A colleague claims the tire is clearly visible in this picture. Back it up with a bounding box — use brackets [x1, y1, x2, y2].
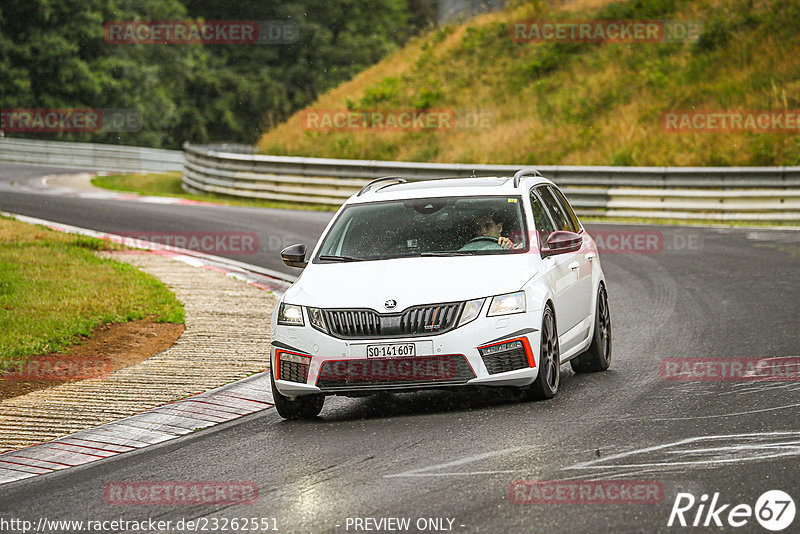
[271, 370, 324, 420]
[524, 306, 560, 400]
[570, 285, 612, 374]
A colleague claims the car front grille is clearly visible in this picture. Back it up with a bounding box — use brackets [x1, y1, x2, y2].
[316, 354, 475, 390]
[279, 360, 309, 383]
[482, 347, 529, 375]
[321, 302, 464, 339]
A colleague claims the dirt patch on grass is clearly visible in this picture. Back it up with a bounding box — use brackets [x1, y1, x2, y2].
[0, 318, 184, 400]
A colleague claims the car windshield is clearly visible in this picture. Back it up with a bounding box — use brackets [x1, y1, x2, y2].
[315, 195, 529, 262]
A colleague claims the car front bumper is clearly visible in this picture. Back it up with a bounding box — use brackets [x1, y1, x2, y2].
[271, 309, 543, 398]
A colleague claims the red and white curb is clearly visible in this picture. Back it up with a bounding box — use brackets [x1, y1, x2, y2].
[0, 373, 273, 484]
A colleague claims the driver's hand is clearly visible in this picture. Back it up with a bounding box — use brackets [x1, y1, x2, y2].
[498, 236, 513, 249]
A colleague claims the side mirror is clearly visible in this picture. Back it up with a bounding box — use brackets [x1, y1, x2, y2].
[541, 231, 582, 258]
[281, 243, 308, 268]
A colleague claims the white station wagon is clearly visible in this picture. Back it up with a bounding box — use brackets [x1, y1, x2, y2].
[270, 170, 611, 419]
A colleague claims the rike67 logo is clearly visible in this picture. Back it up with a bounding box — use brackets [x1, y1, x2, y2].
[668, 490, 796, 531]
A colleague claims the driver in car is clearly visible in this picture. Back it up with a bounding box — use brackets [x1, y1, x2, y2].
[461, 211, 515, 250]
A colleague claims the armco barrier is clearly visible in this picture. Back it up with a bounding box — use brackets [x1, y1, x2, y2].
[0, 137, 183, 173]
[1, 137, 797, 221]
[182, 143, 800, 221]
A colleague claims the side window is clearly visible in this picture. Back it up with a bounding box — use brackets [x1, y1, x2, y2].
[529, 190, 556, 244]
[537, 186, 573, 232]
[549, 186, 581, 232]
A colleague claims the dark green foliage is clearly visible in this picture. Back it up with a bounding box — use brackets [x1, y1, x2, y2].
[0, 0, 416, 147]
[595, 0, 684, 19]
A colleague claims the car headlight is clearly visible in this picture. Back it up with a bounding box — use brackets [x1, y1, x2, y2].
[307, 307, 327, 333]
[487, 291, 526, 316]
[277, 303, 304, 326]
[458, 298, 486, 327]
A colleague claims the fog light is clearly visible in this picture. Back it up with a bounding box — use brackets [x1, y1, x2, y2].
[479, 340, 524, 357]
[279, 352, 311, 365]
[276, 350, 311, 383]
[478, 338, 533, 374]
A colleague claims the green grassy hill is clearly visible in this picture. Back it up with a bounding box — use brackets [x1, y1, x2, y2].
[257, 0, 800, 166]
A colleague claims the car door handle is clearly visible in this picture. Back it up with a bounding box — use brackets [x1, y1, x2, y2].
[586, 253, 596, 261]
[569, 261, 580, 270]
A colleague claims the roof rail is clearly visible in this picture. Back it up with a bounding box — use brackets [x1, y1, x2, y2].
[512, 168, 543, 188]
[357, 176, 408, 196]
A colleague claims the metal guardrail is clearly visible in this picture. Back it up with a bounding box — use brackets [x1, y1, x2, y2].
[1, 138, 797, 221]
[0, 137, 183, 173]
[183, 143, 800, 221]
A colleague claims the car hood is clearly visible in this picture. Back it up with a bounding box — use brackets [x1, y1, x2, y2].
[284, 254, 540, 310]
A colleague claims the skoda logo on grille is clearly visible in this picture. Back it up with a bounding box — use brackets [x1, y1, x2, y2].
[384, 299, 397, 310]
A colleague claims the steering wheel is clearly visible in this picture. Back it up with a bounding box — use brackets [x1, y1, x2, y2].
[469, 236, 501, 244]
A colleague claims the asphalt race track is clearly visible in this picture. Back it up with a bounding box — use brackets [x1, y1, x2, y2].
[1, 163, 799, 533]
[0, 164, 332, 275]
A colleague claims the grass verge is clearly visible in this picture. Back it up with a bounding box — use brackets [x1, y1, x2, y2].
[92, 172, 337, 211]
[257, 0, 800, 166]
[0, 216, 185, 367]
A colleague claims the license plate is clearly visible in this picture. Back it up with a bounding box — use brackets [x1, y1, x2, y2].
[366, 343, 416, 358]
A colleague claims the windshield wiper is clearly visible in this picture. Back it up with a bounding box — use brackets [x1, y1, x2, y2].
[318, 254, 364, 262]
[418, 251, 475, 257]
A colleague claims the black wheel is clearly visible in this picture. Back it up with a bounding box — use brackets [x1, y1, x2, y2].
[271, 370, 324, 420]
[570, 285, 612, 373]
[524, 306, 560, 400]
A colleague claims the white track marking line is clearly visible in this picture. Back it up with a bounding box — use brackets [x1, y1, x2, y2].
[557, 468, 661, 481]
[385, 447, 525, 478]
[388, 470, 520, 478]
[651, 401, 800, 421]
[568, 449, 800, 470]
[566, 431, 800, 471]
